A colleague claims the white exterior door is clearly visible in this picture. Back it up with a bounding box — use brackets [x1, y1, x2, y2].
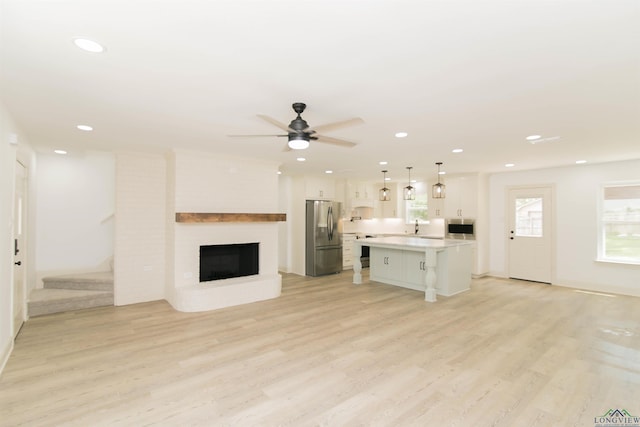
[13, 161, 27, 337]
[508, 186, 553, 283]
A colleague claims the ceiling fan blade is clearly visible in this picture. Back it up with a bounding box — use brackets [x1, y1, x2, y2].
[309, 117, 364, 134]
[315, 134, 357, 148]
[227, 134, 288, 138]
[257, 114, 295, 132]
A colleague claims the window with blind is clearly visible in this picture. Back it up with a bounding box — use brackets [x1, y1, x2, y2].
[599, 183, 640, 264]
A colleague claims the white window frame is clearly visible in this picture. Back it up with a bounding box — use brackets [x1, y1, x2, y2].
[404, 182, 429, 224]
[597, 181, 640, 265]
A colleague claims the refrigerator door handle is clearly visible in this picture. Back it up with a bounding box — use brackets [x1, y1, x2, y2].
[327, 206, 334, 241]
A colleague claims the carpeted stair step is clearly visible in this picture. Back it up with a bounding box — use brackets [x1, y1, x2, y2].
[28, 288, 114, 317]
[42, 271, 114, 292]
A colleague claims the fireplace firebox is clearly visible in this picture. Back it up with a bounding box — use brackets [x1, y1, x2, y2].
[199, 243, 259, 282]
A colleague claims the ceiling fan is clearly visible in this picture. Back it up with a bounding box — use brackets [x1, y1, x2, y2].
[229, 103, 363, 150]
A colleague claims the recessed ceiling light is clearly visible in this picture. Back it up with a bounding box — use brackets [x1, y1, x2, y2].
[452, 148, 463, 153]
[385, 177, 391, 181]
[505, 163, 515, 168]
[325, 170, 333, 174]
[439, 171, 446, 175]
[76, 124, 93, 131]
[277, 171, 282, 175]
[73, 38, 105, 53]
[576, 160, 587, 164]
[395, 132, 408, 138]
[296, 157, 306, 162]
[379, 161, 388, 165]
[54, 149, 67, 155]
[528, 135, 561, 145]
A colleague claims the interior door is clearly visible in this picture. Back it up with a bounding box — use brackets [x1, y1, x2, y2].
[13, 161, 27, 337]
[508, 186, 553, 283]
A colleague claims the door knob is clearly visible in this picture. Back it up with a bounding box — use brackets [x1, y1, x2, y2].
[14, 261, 21, 266]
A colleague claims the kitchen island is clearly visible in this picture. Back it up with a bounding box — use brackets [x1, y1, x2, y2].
[353, 236, 474, 302]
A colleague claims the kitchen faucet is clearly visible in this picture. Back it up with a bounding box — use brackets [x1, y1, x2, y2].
[415, 219, 419, 235]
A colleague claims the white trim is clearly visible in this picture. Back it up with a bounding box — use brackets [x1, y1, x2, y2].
[597, 180, 640, 264]
[0, 339, 14, 375]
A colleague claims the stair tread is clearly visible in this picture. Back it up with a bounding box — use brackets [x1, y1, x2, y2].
[42, 271, 113, 284]
[29, 288, 113, 303]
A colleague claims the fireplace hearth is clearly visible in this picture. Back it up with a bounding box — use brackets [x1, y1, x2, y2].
[199, 243, 259, 282]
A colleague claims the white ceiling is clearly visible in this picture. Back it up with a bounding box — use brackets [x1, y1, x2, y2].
[1, 0, 639, 182]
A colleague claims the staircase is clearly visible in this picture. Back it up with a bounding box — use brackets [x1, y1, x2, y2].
[28, 271, 114, 317]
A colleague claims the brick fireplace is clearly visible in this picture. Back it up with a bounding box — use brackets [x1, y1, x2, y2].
[114, 149, 283, 311]
[166, 151, 283, 312]
[169, 219, 282, 312]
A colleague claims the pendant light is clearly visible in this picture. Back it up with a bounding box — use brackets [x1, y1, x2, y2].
[403, 166, 415, 200]
[379, 170, 391, 201]
[432, 162, 446, 198]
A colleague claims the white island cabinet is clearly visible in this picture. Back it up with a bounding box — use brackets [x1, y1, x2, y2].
[353, 236, 473, 302]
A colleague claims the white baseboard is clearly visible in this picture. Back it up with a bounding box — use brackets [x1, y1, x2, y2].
[0, 337, 14, 376]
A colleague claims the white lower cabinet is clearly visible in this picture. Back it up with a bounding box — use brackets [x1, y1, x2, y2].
[343, 234, 356, 269]
[370, 247, 403, 281]
[370, 247, 423, 291]
[403, 251, 428, 290]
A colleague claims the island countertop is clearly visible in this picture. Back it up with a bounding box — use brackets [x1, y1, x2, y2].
[357, 236, 474, 250]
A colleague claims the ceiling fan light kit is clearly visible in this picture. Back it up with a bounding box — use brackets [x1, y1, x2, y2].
[287, 135, 309, 150]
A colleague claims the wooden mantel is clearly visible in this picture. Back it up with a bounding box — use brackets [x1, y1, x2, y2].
[175, 212, 286, 223]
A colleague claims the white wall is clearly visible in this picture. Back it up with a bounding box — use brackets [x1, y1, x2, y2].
[489, 159, 640, 297]
[35, 151, 115, 282]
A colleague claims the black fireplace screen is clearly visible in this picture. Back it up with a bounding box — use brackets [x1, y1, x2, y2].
[199, 243, 259, 282]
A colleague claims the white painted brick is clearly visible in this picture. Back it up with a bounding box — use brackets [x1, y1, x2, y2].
[114, 150, 282, 310]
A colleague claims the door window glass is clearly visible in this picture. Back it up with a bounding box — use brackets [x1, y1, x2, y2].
[515, 197, 543, 237]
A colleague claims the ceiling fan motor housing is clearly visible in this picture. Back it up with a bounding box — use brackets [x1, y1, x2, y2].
[289, 102, 311, 140]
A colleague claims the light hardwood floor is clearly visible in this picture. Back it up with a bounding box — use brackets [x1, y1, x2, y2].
[1, 271, 639, 426]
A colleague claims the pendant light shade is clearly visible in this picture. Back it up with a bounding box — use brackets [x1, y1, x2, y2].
[403, 166, 415, 200]
[432, 162, 446, 199]
[379, 170, 391, 201]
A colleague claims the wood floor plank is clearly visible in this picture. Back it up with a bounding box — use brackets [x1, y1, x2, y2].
[1, 271, 639, 426]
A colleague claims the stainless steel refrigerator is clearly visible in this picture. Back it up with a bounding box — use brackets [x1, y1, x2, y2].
[306, 200, 343, 276]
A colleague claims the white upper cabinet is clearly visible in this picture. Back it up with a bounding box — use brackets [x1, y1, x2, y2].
[345, 180, 375, 208]
[374, 182, 401, 218]
[428, 193, 445, 218]
[305, 177, 336, 200]
[346, 180, 374, 201]
[443, 174, 478, 218]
